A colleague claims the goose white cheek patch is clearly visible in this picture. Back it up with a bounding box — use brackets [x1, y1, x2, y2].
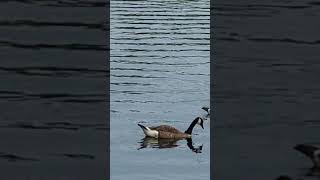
[197, 118, 203, 125]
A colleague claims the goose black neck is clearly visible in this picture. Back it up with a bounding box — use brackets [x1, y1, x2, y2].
[184, 118, 198, 134]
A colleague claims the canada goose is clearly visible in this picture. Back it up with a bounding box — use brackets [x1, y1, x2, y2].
[294, 144, 320, 169]
[137, 117, 204, 139]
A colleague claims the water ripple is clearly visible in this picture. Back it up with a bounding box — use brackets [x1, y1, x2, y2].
[0, 91, 106, 103]
[0, 66, 107, 77]
[0, 153, 39, 162]
[0, 0, 107, 7]
[0, 20, 106, 30]
[0, 40, 107, 51]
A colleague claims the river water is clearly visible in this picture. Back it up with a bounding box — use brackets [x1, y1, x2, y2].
[110, 0, 210, 179]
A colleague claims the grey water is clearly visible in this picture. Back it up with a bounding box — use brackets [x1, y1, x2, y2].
[110, 0, 210, 179]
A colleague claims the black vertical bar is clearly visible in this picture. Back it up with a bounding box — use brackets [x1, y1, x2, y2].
[106, 0, 111, 179]
[210, 0, 214, 179]
[212, 1, 320, 180]
[0, 1, 109, 179]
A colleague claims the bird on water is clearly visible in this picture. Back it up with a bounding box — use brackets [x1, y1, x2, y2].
[294, 144, 320, 170]
[138, 117, 204, 139]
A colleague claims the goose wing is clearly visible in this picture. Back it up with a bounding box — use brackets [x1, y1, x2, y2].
[158, 131, 189, 139]
[150, 125, 182, 133]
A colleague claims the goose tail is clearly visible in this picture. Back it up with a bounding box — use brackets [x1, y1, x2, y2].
[138, 123, 148, 130]
[137, 124, 158, 138]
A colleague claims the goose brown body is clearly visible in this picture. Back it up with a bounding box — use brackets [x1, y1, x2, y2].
[150, 125, 189, 138]
[150, 125, 182, 133]
[157, 130, 191, 139]
[138, 117, 204, 139]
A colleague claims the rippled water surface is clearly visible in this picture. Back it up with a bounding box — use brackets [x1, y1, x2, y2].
[0, 0, 107, 179]
[110, 0, 210, 179]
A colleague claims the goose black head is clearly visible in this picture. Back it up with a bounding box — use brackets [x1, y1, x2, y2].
[196, 117, 204, 129]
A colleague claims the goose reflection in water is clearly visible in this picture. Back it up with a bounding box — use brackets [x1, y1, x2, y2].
[137, 137, 203, 153]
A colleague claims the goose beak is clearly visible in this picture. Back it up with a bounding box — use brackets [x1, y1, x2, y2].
[201, 123, 204, 129]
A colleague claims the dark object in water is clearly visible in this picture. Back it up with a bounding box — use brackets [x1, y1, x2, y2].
[62, 153, 95, 160]
[294, 144, 320, 169]
[275, 175, 292, 180]
[138, 137, 203, 153]
[186, 138, 203, 153]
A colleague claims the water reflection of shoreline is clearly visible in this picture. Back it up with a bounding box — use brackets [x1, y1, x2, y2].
[137, 137, 203, 153]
